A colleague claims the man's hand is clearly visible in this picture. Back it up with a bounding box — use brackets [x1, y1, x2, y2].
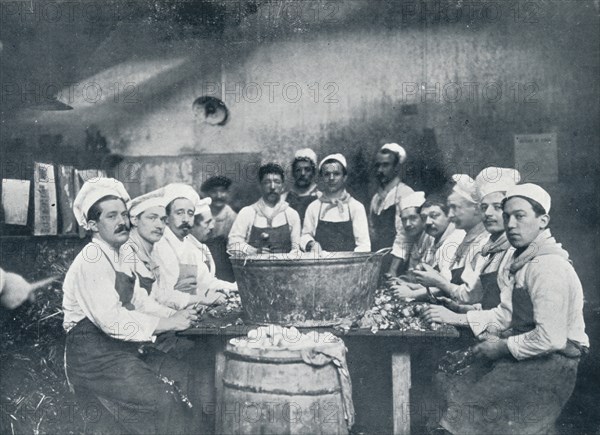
[156, 309, 198, 333]
[391, 283, 419, 299]
[473, 338, 510, 360]
[437, 296, 477, 314]
[412, 263, 447, 288]
[421, 304, 466, 326]
[1, 272, 35, 309]
[174, 276, 197, 294]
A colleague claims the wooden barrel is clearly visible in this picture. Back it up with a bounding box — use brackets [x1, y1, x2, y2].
[220, 342, 350, 434]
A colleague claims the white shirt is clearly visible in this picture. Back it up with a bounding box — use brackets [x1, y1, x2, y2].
[467, 230, 589, 359]
[227, 200, 302, 253]
[369, 178, 414, 216]
[421, 224, 466, 281]
[62, 238, 173, 342]
[301, 194, 371, 252]
[185, 235, 216, 276]
[445, 224, 490, 304]
[154, 227, 235, 309]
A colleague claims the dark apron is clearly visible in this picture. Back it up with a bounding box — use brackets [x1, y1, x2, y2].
[370, 204, 396, 251]
[248, 211, 292, 253]
[286, 190, 317, 224]
[314, 202, 356, 251]
[450, 266, 465, 285]
[479, 271, 501, 310]
[435, 269, 581, 434]
[205, 235, 235, 282]
[136, 272, 156, 295]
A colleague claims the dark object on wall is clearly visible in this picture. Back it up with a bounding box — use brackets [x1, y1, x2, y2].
[193, 96, 229, 126]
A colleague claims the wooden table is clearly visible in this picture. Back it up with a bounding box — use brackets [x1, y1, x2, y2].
[181, 318, 460, 435]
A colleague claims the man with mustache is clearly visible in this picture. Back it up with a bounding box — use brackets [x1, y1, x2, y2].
[228, 163, 301, 255]
[153, 183, 225, 308]
[422, 168, 521, 321]
[412, 174, 488, 303]
[370, 144, 415, 272]
[62, 178, 198, 435]
[282, 148, 320, 224]
[301, 154, 370, 253]
[125, 189, 209, 310]
[427, 184, 589, 434]
[394, 191, 434, 271]
[201, 175, 237, 281]
[392, 195, 465, 298]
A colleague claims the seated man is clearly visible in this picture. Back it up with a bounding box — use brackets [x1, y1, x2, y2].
[390, 191, 434, 275]
[186, 196, 237, 291]
[228, 163, 302, 255]
[282, 148, 321, 224]
[392, 195, 465, 299]
[200, 175, 237, 281]
[423, 183, 589, 434]
[153, 183, 226, 309]
[63, 178, 199, 435]
[301, 153, 371, 253]
[412, 174, 488, 304]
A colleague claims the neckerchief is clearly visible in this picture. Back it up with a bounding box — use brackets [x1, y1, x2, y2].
[252, 198, 289, 228]
[481, 232, 511, 257]
[373, 177, 401, 215]
[454, 222, 487, 264]
[128, 232, 160, 278]
[319, 189, 351, 219]
[509, 229, 568, 274]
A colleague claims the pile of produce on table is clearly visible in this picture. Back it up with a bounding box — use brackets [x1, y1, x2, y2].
[357, 286, 442, 333]
[203, 289, 242, 319]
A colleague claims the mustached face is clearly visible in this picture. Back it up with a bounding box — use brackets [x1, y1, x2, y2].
[207, 186, 230, 211]
[401, 207, 425, 238]
[133, 206, 167, 244]
[480, 191, 505, 234]
[88, 198, 131, 248]
[260, 173, 284, 205]
[374, 152, 397, 186]
[447, 192, 482, 230]
[293, 160, 315, 189]
[420, 205, 450, 239]
[167, 198, 195, 239]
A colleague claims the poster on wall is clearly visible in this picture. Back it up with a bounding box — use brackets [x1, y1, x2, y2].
[57, 165, 77, 234]
[1, 179, 31, 225]
[33, 162, 58, 235]
[514, 133, 558, 183]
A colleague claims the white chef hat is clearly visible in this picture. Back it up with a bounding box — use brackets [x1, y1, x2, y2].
[294, 148, 318, 167]
[475, 167, 521, 199]
[128, 188, 167, 217]
[73, 178, 130, 230]
[451, 174, 479, 203]
[194, 197, 212, 216]
[381, 143, 407, 164]
[400, 191, 426, 211]
[319, 153, 347, 171]
[163, 183, 201, 209]
[505, 183, 551, 213]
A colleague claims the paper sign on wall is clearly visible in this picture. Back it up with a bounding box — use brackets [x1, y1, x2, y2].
[33, 162, 58, 235]
[2, 179, 30, 225]
[514, 133, 558, 182]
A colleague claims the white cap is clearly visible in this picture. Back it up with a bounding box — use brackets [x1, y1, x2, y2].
[400, 191, 426, 211]
[294, 148, 318, 166]
[505, 183, 551, 213]
[73, 178, 130, 230]
[381, 143, 407, 164]
[163, 183, 201, 209]
[451, 174, 479, 203]
[194, 197, 212, 216]
[319, 153, 347, 171]
[128, 188, 167, 217]
[475, 167, 521, 199]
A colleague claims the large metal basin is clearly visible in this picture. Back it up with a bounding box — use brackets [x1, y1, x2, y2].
[231, 250, 388, 327]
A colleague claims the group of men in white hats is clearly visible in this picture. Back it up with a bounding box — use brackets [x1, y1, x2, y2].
[58, 141, 589, 434]
[62, 178, 236, 433]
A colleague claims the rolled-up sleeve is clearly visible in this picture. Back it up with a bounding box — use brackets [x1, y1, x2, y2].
[506, 258, 570, 360]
